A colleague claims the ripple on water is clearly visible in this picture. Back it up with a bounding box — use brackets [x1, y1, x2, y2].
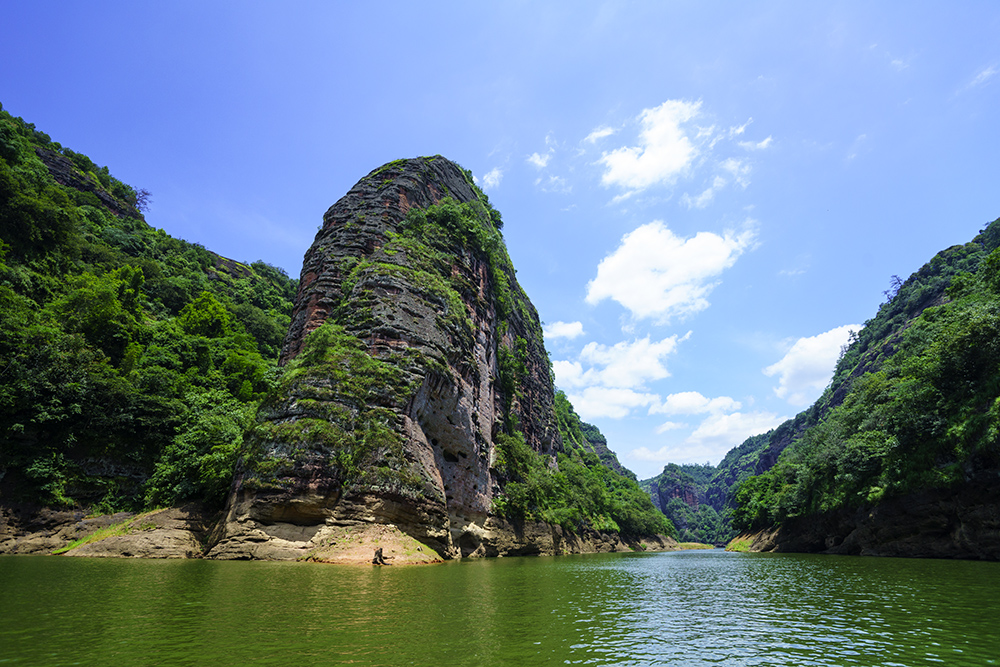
[1, 551, 998, 666]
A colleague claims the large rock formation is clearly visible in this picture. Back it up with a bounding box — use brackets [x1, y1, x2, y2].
[209, 157, 564, 559]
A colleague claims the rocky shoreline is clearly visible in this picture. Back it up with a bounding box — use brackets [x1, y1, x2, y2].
[0, 503, 680, 564]
[727, 473, 1000, 560]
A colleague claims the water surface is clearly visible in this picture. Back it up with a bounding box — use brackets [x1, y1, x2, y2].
[1, 550, 997, 666]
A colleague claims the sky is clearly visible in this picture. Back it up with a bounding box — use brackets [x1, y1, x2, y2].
[4, 2, 1000, 479]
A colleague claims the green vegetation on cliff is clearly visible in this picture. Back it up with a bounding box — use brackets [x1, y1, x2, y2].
[0, 105, 297, 511]
[403, 197, 672, 536]
[642, 463, 728, 544]
[493, 391, 674, 536]
[1, 109, 671, 543]
[264, 181, 673, 537]
[732, 220, 1000, 531]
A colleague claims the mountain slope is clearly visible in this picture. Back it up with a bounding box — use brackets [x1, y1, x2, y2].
[210, 156, 673, 560]
[0, 108, 672, 559]
[0, 104, 296, 529]
[730, 218, 1000, 559]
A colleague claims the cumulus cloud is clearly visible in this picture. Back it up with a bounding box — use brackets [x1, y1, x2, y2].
[552, 359, 586, 388]
[585, 221, 756, 322]
[554, 335, 684, 390]
[479, 167, 503, 190]
[565, 386, 660, 420]
[543, 321, 584, 340]
[650, 391, 740, 416]
[763, 324, 861, 406]
[585, 126, 616, 143]
[630, 445, 686, 462]
[578, 335, 683, 388]
[553, 334, 688, 420]
[686, 411, 786, 449]
[631, 443, 727, 464]
[598, 99, 702, 192]
[629, 395, 785, 464]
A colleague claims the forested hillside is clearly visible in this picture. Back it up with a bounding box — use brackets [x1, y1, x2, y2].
[1, 109, 672, 552]
[641, 463, 729, 544]
[641, 219, 1000, 551]
[550, 391, 673, 536]
[0, 104, 297, 512]
[731, 219, 1000, 550]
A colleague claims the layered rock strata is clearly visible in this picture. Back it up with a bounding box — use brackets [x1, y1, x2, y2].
[209, 157, 562, 559]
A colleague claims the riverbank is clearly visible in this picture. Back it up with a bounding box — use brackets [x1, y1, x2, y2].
[0, 503, 682, 564]
[724, 474, 1000, 561]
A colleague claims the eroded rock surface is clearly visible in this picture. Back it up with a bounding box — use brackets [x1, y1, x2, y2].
[0, 504, 209, 558]
[210, 157, 563, 560]
[735, 469, 1000, 559]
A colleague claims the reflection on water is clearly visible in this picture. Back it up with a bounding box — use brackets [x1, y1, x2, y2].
[1, 550, 998, 666]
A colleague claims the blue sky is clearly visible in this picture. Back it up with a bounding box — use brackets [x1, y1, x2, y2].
[4, 2, 999, 478]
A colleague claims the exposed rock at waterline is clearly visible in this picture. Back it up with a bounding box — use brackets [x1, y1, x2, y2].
[733, 470, 1000, 560]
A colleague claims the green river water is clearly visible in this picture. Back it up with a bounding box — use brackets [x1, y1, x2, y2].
[1, 550, 997, 666]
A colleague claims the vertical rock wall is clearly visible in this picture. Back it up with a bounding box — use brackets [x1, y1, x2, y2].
[209, 157, 560, 559]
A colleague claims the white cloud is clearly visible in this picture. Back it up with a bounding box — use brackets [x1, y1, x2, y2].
[846, 134, 868, 161]
[578, 335, 683, 388]
[650, 391, 740, 416]
[586, 220, 756, 322]
[631, 445, 685, 462]
[738, 135, 772, 151]
[720, 157, 751, 188]
[539, 174, 572, 194]
[553, 334, 688, 419]
[631, 439, 745, 465]
[480, 167, 503, 190]
[681, 176, 726, 209]
[655, 421, 688, 433]
[598, 99, 702, 192]
[566, 387, 660, 420]
[729, 118, 752, 137]
[763, 324, 861, 406]
[527, 152, 550, 169]
[552, 359, 586, 388]
[686, 411, 786, 449]
[630, 407, 787, 465]
[585, 126, 616, 143]
[968, 65, 997, 89]
[543, 321, 584, 340]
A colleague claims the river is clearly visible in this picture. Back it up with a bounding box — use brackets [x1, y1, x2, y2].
[1, 550, 997, 666]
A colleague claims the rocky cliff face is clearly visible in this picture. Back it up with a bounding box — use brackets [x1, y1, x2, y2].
[34, 147, 140, 219]
[736, 469, 1000, 559]
[648, 478, 700, 513]
[209, 157, 562, 559]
